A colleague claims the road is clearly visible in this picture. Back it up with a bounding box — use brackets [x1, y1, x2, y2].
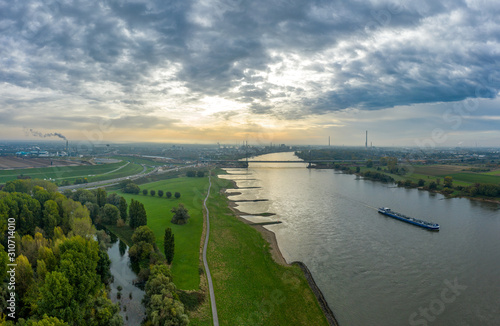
[202, 175, 219, 326]
[57, 164, 198, 191]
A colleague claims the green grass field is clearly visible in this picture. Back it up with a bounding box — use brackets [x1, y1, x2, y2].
[203, 175, 329, 326]
[447, 173, 500, 184]
[110, 155, 163, 166]
[86, 162, 144, 182]
[360, 164, 500, 187]
[0, 161, 134, 184]
[114, 176, 209, 291]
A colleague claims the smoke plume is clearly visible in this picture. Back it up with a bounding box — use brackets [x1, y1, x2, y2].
[26, 128, 67, 140]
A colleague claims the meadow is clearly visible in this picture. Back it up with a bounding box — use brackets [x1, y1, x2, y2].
[359, 164, 500, 187]
[0, 161, 146, 184]
[113, 176, 209, 291]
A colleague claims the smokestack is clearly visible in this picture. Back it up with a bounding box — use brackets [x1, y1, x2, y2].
[66, 140, 69, 153]
[329, 136, 330, 146]
[365, 130, 368, 148]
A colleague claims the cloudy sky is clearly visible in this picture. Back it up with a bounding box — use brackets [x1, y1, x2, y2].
[1, 0, 500, 146]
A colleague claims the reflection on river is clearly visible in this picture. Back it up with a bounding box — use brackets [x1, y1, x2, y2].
[221, 152, 500, 326]
[107, 234, 146, 325]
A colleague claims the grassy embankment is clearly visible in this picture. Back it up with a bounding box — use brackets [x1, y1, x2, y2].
[0, 161, 145, 184]
[109, 173, 329, 325]
[206, 175, 328, 325]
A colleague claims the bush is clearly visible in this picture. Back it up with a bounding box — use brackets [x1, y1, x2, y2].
[158, 190, 164, 197]
[166, 191, 172, 199]
[142, 189, 148, 195]
[174, 192, 181, 199]
[150, 190, 156, 196]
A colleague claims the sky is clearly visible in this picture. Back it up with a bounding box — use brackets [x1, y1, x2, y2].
[1, 0, 500, 147]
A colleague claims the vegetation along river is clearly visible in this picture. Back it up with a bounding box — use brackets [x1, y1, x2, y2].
[221, 152, 500, 326]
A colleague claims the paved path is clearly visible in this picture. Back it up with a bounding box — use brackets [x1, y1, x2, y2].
[202, 175, 219, 326]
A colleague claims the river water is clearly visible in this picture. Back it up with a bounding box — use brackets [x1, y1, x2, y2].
[107, 236, 146, 325]
[221, 152, 500, 326]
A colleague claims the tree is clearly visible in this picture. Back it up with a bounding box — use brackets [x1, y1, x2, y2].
[96, 248, 112, 285]
[355, 166, 360, 173]
[142, 189, 148, 195]
[132, 226, 156, 245]
[16, 255, 34, 299]
[129, 199, 147, 228]
[418, 179, 425, 187]
[119, 197, 128, 222]
[196, 171, 205, 177]
[164, 228, 174, 264]
[27, 314, 69, 325]
[166, 191, 172, 199]
[171, 204, 190, 225]
[103, 204, 120, 225]
[186, 170, 196, 177]
[38, 271, 74, 321]
[150, 190, 156, 196]
[444, 176, 453, 188]
[143, 264, 189, 326]
[96, 188, 107, 207]
[174, 192, 181, 199]
[429, 181, 438, 190]
[366, 159, 373, 168]
[158, 190, 164, 197]
[57, 236, 100, 303]
[122, 182, 140, 194]
[43, 200, 60, 238]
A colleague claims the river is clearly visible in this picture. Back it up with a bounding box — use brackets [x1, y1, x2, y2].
[106, 235, 146, 325]
[221, 152, 500, 326]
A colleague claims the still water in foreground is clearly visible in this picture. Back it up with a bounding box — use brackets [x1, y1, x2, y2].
[107, 237, 146, 325]
[221, 152, 500, 326]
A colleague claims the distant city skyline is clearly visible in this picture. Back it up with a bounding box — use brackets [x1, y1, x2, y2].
[1, 1, 500, 147]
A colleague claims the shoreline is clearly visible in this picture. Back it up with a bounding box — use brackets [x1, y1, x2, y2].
[223, 178, 340, 326]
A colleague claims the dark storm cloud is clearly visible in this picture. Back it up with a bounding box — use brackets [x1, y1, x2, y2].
[1, 0, 500, 123]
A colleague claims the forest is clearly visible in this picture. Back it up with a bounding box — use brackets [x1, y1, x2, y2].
[0, 179, 187, 325]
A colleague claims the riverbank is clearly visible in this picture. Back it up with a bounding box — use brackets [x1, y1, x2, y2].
[223, 177, 340, 326]
[206, 175, 330, 325]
